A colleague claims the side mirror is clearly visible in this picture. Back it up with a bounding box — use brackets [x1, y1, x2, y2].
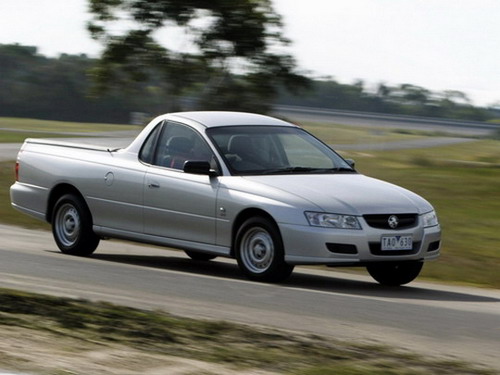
[183, 161, 218, 176]
[345, 159, 356, 169]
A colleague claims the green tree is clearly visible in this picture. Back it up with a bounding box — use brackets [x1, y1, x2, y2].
[87, 0, 308, 113]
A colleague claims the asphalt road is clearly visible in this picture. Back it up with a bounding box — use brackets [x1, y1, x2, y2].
[0, 129, 140, 162]
[2, 107, 496, 162]
[1, 224, 499, 370]
[0, 134, 478, 162]
[0, 137, 135, 162]
[0, 136, 476, 162]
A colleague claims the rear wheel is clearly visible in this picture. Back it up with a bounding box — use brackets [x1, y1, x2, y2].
[367, 262, 423, 286]
[184, 250, 217, 261]
[235, 217, 294, 282]
[52, 194, 99, 256]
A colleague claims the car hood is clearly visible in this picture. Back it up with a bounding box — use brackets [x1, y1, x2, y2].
[241, 174, 433, 215]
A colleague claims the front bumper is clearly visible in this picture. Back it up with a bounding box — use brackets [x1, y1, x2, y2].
[280, 220, 441, 266]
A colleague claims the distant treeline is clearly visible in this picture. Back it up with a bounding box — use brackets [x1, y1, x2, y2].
[277, 80, 496, 122]
[0, 44, 496, 124]
[0, 44, 167, 123]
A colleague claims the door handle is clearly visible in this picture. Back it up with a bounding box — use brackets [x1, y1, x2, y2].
[148, 182, 160, 188]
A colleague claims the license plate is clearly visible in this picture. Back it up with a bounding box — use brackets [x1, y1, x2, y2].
[381, 235, 413, 251]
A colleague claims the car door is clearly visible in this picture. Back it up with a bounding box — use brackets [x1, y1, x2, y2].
[87, 160, 146, 234]
[142, 121, 219, 244]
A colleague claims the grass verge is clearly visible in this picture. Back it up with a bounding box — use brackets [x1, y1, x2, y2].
[300, 120, 467, 145]
[0, 116, 141, 133]
[0, 130, 90, 143]
[0, 288, 495, 375]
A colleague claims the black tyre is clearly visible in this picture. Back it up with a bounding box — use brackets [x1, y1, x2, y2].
[235, 217, 294, 282]
[184, 250, 217, 261]
[52, 193, 100, 256]
[367, 261, 423, 286]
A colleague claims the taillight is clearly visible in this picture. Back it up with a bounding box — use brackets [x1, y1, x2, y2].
[15, 161, 19, 181]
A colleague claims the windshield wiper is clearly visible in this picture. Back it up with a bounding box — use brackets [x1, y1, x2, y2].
[260, 167, 316, 174]
[261, 166, 354, 175]
[330, 167, 356, 172]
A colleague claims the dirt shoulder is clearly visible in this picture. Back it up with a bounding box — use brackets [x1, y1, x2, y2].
[0, 325, 277, 375]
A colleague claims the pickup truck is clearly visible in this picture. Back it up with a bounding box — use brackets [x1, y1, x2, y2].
[10, 111, 441, 285]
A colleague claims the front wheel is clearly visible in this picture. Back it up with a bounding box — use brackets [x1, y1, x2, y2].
[235, 217, 294, 282]
[367, 262, 423, 286]
[52, 194, 100, 256]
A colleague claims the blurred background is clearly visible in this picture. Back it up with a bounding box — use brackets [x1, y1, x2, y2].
[0, 0, 499, 288]
[0, 0, 499, 122]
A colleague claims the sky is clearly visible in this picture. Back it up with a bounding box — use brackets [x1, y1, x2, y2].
[1, 0, 499, 106]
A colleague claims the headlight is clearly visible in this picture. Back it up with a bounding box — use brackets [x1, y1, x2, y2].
[305, 212, 361, 229]
[422, 210, 439, 227]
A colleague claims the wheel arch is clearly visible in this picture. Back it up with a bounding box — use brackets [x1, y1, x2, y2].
[230, 208, 280, 257]
[46, 184, 88, 223]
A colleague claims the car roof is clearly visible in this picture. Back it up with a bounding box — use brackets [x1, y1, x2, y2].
[168, 111, 296, 128]
[127, 111, 300, 157]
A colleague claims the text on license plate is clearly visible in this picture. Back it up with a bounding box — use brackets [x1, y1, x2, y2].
[381, 235, 413, 251]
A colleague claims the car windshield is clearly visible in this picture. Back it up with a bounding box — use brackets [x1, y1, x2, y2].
[207, 126, 355, 176]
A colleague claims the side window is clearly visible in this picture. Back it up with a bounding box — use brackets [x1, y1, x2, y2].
[153, 121, 214, 170]
[139, 122, 163, 164]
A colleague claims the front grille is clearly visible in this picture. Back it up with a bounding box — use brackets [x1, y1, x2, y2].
[326, 243, 358, 255]
[369, 242, 421, 256]
[363, 214, 418, 230]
